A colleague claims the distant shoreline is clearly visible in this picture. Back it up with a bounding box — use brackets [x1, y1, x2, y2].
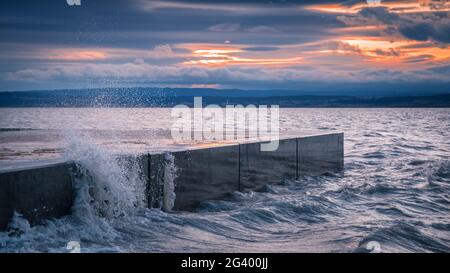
[1, 88, 450, 108]
[1, 96, 450, 108]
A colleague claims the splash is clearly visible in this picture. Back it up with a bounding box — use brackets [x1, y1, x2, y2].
[6, 212, 31, 237]
[64, 131, 147, 218]
[163, 153, 178, 211]
[2, 109, 450, 253]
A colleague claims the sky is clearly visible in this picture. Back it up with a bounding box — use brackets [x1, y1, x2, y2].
[0, 0, 449, 93]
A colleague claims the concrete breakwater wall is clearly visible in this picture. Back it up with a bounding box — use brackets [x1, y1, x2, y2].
[0, 133, 343, 230]
[149, 133, 343, 211]
[0, 163, 74, 230]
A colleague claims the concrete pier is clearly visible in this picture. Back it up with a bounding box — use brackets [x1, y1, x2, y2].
[298, 133, 344, 175]
[240, 138, 297, 192]
[148, 133, 343, 211]
[0, 132, 344, 230]
[0, 162, 74, 230]
[151, 145, 240, 211]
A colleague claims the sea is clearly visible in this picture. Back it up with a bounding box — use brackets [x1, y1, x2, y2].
[0, 108, 449, 252]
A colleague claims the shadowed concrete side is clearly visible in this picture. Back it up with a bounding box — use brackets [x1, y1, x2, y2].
[0, 133, 344, 229]
[167, 145, 240, 211]
[148, 153, 165, 209]
[0, 155, 149, 231]
[0, 163, 74, 230]
[149, 133, 344, 211]
[0, 176, 12, 230]
[298, 133, 344, 175]
[148, 146, 240, 211]
[240, 138, 297, 191]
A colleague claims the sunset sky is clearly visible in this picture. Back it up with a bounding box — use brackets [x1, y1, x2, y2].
[1, 0, 449, 93]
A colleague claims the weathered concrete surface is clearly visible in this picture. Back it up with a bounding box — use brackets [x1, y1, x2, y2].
[148, 133, 343, 211]
[148, 153, 165, 209]
[172, 145, 240, 211]
[298, 133, 344, 175]
[0, 163, 74, 230]
[0, 133, 344, 229]
[240, 138, 297, 191]
[150, 145, 240, 211]
[0, 177, 12, 230]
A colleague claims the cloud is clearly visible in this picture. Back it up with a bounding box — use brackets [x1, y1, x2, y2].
[373, 48, 402, 57]
[134, 0, 310, 15]
[242, 46, 280, 51]
[337, 6, 450, 44]
[399, 20, 450, 43]
[245, 25, 279, 33]
[148, 44, 176, 59]
[208, 24, 279, 34]
[208, 23, 240, 32]
[307, 1, 450, 14]
[5, 59, 450, 87]
[320, 41, 362, 54]
[1, 1, 449, 91]
[327, 40, 405, 58]
[45, 50, 108, 61]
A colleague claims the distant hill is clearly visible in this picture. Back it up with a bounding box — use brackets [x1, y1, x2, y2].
[0, 88, 449, 107]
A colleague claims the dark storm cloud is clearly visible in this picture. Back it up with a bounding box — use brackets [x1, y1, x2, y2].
[0, 0, 342, 49]
[338, 6, 450, 44]
[0, 0, 449, 92]
[400, 21, 450, 43]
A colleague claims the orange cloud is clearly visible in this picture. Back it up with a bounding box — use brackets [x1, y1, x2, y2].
[344, 37, 450, 60]
[182, 46, 303, 66]
[48, 50, 107, 61]
[308, 36, 450, 68]
[42, 46, 181, 62]
[306, 0, 450, 14]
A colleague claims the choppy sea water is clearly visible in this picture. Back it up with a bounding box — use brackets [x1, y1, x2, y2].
[0, 108, 449, 252]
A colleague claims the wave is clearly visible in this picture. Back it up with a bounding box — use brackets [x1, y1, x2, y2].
[2, 113, 450, 252]
[65, 131, 147, 218]
[363, 183, 403, 195]
[362, 151, 386, 159]
[432, 161, 450, 180]
[0, 128, 40, 132]
[0, 132, 152, 252]
[356, 222, 450, 253]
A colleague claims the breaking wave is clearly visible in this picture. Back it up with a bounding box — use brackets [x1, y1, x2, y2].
[1, 108, 450, 253]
